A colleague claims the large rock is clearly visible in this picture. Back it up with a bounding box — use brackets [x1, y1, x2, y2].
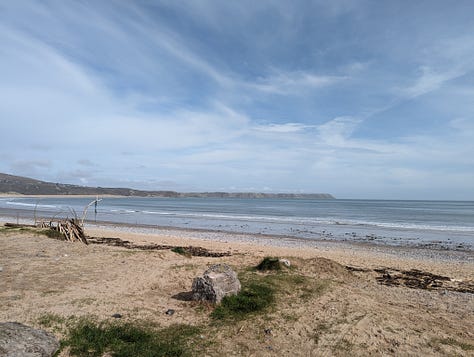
[0, 322, 59, 357]
[192, 264, 241, 303]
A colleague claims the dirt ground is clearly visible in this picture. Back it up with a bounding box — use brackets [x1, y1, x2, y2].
[1, 226, 473, 356]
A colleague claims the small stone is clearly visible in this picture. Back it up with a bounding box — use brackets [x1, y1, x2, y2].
[111, 313, 122, 319]
[0, 266, 3, 272]
[279, 259, 291, 267]
[165, 309, 175, 316]
[264, 328, 272, 335]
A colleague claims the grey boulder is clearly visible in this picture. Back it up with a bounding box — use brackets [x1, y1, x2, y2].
[0, 322, 59, 357]
[192, 264, 241, 303]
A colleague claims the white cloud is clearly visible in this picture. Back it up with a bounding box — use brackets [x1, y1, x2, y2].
[450, 117, 474, 135]
[251, 71, 345, 94]
[316, 117, 362, 146]
[1, 1, 473, 199]
[253, 123, 313, 133]
[403, 66, 463, 98]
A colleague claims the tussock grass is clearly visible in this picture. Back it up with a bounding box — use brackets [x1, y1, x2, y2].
[211, 260, 330, 321]
[256, 257, 282, 271]
[41, 228, 65, 239]
[171, 246, 191, 258]
[59, 318, 202, 357]
[0, 224, 65, 240]
[211, 282, 275, 320]
[37, 313, 66, 328]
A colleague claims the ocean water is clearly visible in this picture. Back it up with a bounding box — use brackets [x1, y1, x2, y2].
[1, 197, 473, 250]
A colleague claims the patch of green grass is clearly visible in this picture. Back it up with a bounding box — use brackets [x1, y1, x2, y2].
[171, 247, 191, 258]
[211, 282, 275, 320]
[0, 226, 24, 234]
[37, 313, 76, 335]
[432, 337, 474, 351]
[171, 263, 197, 271]
[38, 313, 66, 328]
[40, 228, 65, 239]
[0, 225, 66, 240]
[60, 318, 202, 357]
[211, 265, 331, 322]
[256, 257, 282, 271]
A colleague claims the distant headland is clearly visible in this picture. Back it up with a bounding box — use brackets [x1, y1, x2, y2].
[0, 173, 334, 199]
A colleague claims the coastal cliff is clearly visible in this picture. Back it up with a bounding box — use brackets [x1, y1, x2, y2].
[0, 173, 334, 199]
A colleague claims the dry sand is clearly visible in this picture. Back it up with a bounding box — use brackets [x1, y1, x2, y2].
[1, 223, 473, 356]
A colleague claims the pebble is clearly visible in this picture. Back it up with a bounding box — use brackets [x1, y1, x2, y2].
[111, 313, 122, 318]
[90, 224, 472, 263]
[165, 309, 175, 316]
[0, 266, 3, 272]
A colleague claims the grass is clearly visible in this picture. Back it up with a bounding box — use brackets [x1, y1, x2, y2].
[71, 297, 97, 307]
[0, 224, 65, 240]
[38, 313, 66, 329]
[0, 225, 31, 234]
[431, 337, 474, 351]
[211, 282, 275, 320]
[31, 254, 332, 354]
[171, 246, 191, 258]
[211, 262, 328, 321]
[256, 257, 282, 271]
[56, 318, 202, 357]
[41, 228, 65, 239]
[171, 263, 197, 271]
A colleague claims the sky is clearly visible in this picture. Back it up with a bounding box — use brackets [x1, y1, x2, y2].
[1, 1, 473, 200]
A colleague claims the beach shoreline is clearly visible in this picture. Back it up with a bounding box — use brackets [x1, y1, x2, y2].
[2, 216, 472, 279]
[86, 223, 474, 278]
[1, 220, 473, 355]
[1, 205, 473, 253]
[1, 196, 473, 253]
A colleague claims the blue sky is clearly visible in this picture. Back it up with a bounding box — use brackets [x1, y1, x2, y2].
[1, 1, 473, 199]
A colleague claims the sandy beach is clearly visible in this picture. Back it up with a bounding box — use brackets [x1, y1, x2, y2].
[1, 222, 473, 356]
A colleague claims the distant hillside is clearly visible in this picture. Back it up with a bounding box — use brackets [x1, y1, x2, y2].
[0, 173, 178, 197]
[0, 173, 334, 199]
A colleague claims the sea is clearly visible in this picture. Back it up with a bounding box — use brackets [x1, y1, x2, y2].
[0, 196, 473, 250]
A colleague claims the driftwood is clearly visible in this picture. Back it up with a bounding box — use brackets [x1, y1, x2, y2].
[87, 236, 231, 257]
[39, 219, 88, 244]
[4, 222, 230, 256]
[4, 223, 37, 228]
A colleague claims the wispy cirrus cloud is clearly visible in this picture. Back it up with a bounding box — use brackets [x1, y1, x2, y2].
[402, 66, 464, 98]
[250, 71, 346, 94]
[0, 1, 473, 199]
[253, 123, 314, 133]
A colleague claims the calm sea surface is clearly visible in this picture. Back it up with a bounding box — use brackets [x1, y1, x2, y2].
[1, 197, 473, 250]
